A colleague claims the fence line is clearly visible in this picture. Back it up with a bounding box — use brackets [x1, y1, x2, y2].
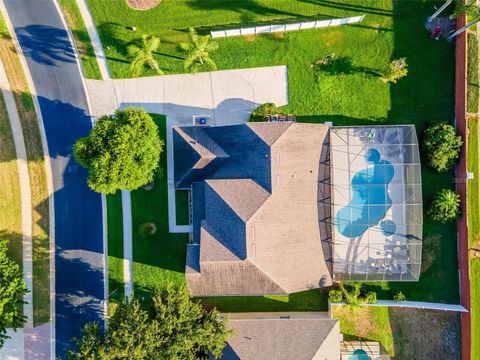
[329, 300, 468, 316]
[210, 15, 365, 38]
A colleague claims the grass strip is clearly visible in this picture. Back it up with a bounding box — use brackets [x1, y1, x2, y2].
[467, 33, 479, 113]
[200, 290, 329, 313]
[59, 0, 102, 79]
[175, 190, 189, 226]
[467, 115, 480, 359]
[0, 92, 22, 267]
[107, 192, 124, 303]
[131, 115, 188, 297]
[471, 259, 480, 359]
[0, 12, 50, 325]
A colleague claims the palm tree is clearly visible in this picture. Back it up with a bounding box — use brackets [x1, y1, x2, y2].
[179, 28, 218, 73]
[428, 188, 461, 223]
[127, 35, 163, 77]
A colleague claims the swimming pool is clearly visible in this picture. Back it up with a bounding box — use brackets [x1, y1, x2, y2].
[336, 148, 394, 238]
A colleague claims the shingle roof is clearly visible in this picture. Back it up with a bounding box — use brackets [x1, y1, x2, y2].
[247, 122, 293, 146]
[217, 318, 340, 360]
[205, 179, 270, 222]
[175, 123, 333, 296]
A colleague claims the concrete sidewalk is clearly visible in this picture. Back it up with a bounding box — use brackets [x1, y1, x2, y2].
[0, 57, 33, 327]
[75, 0, 110, 80]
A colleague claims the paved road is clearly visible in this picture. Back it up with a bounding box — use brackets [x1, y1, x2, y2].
[3, 0, 104, 357]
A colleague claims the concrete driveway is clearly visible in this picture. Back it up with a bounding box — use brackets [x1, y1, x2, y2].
[86, 66, 288, 124]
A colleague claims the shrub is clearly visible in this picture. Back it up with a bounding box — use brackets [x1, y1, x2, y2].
[394, 291, 406, 301]
[363, 291, 377, 304]
[249, 103, 281, 122]
[428, 188, 461, 223]
[138, 222, 157, 237]
[423, 123, 463, 172]
[328, 289, 343, 303]
[382, 57, 408, 84]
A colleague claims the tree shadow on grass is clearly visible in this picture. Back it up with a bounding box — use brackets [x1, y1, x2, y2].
[298, 0, 393, 17]
[186, 0, 301, 18]
[297, 114, 388, 126]
[198, 288, 330, 313]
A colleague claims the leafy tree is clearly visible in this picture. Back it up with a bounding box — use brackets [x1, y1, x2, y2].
[428, 188, 461, 223]
[66, 284, 232, 359]
[128, 35, 163, 77]
[74, 108, 163, 194]
[339, 283, 362, 307]
[0, 240, 27, 348]
[180, 28, 218, 73]
[381, 57, 408, 83]
[423, 122, 463, 172]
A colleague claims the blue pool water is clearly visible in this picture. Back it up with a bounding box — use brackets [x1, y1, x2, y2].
[336, 148, 394, 238]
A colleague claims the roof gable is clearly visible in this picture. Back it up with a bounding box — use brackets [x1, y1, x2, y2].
[247, 122, 293, 146]
[219, 318, 340, 360]
[200, 221, 241, 263]
[206, 179, 270, 222]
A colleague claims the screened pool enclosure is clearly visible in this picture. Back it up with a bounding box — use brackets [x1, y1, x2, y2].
[330, 125, 422, 281]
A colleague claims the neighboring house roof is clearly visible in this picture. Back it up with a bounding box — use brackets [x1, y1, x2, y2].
[216, 318, 340, 360]
[174, 122, 333, 296]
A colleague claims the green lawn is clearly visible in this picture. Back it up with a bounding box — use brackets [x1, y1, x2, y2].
[107, 192, 124, 302]
[131, 115, 188, 297]
[100, 0, 459, 309]
[175, 190, 190, 226]
[200, 290, 329, 313]
[59, 0, 102, 79]
[467, 33, 479, 113]
[471, 259, 480, 359]
[467, 115, 480, 359]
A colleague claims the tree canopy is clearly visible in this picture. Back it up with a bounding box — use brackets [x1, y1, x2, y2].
[74, 108, 163, 194]
[0, 240, 27, 348]
[423, 122, 463, 172]
[66, 284, 232, 359]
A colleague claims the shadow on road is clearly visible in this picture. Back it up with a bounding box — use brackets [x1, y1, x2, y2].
[15, 25, 75, 65]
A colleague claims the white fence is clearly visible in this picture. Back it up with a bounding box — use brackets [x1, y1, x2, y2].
[329, 300, 468, 315]
[210, 15, 365, 38]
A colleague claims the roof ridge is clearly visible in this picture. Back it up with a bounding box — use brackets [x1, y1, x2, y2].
[205, 179, 271, 221]
[174, 126, 217, 169]
[247, 122, 293, 146]
[311, 320, 340, 358]
[199, 221, 241, 263]
[245, 259, 288, 294]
